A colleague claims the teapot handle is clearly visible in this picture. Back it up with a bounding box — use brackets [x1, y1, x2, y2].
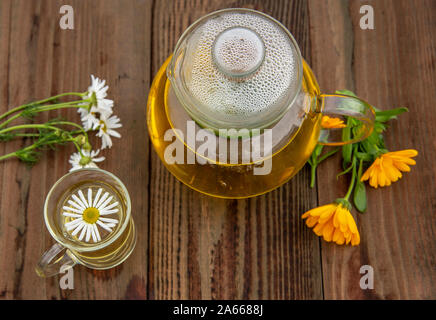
[35, 243, 76, 278]
[317, 93, 375, 146]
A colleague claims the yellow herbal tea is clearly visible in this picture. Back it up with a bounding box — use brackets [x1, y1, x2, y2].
[147, 57, 322, 199]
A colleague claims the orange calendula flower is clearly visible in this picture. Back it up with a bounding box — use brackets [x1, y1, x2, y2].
[321, 115, 347, 129]
[361, 149, 418, 188]
[302, 202, 360, 246]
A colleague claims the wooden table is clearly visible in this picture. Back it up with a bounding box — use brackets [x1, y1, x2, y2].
[0, 0, 435, 300]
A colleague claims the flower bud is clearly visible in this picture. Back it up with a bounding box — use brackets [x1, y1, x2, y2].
[74, 134, 86, 146]
[79, 156, 92, 166]
[82, 142, 92, 151]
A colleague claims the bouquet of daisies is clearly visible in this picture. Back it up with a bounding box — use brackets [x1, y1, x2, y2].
[0, 75, 121, 171]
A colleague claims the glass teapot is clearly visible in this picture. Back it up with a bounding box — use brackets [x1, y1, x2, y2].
[147, 8, 374, 199]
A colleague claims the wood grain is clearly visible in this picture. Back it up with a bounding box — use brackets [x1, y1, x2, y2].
[0, 0, 434, 300]
[309, 0, 436, 299]
[0, 0, 151, 299]
[148, 0, 322, 299]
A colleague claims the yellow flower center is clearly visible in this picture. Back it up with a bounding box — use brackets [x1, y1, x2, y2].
[82, 207, 100, 224]
[99, 120, 107, 133]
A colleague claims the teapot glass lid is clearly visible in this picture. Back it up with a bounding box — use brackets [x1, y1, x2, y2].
[167, 8, 303, 130]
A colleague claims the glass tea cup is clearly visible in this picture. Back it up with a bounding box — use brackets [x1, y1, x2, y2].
[35, 168, 136, 277]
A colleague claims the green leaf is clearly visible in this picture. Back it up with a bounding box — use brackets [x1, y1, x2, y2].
[314, 144, 324, 158]
[335, 89, 357, 97]
[0, 133, 15, 141]
[355, 151, 372, 161]
[374, 122, 387, 133]
[375, 107, 408, 122]
[317, 147, 339, 164]
[16, 149, 40, 165]
[354, 181, 367, 212]
[336, 161, 354, 178]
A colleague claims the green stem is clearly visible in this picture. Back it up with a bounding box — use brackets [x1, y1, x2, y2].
[0, 138, 44, 161]
[0, 124, 61, 135]
[31, 101, 89, 113]
[344, 157, 357, 201]
[0, 151, 18, 161]
[317, 148, 339, 164]
[73, 141, 83, 155]
[0, 100, 90, 129]
[0, 92, 85, 120]
[310, 164, 317, 188]
[309, 147, 338, 188]
[0, 135, 76, 162]
[357, 159, 363, 181]
[13, 133, 41, 138]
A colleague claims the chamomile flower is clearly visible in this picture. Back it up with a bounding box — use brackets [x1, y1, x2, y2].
[80, 111, 100, 131]
[78, 75, 114, 120]
[96, 114, 122, 149]
[69, 149, 105, 172]
[63, 187, 119, 243]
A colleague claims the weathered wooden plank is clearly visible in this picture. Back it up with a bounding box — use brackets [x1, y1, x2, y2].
[0, 0, 152, 299]
[309, 0, 436, 299]
[148, 0, 323, 300]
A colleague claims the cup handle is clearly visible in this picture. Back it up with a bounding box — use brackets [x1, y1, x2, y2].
[318, 93, 375, 146]
[35, 243, 76, 278]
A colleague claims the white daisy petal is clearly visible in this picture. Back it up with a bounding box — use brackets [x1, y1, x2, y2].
[62, 212, 82, 218]
[93, 188, 103, 207]
[88, 188, 93, 208]
[97, 195, 113, 211]
[85, 224, 91, 242]
[96, 220, 113, 232]
[71, 222, 86, 236]
[65, 218, 82, 227]
[71, 194, 87, 210]
[95, 192, 109, 209]
[63, 206, 83, 214]
[90, 226, 97, 243]
[104, 223, 117, 228]
[97, 114, 122, 150]
[100, 208, 119, 215]
[100, 201, 119, 211]
[98, 217, 118, 224]
[68, 198, 85, 211]
[78, 190, 89, 208]
[66, 219, 83, 230]
[69, 149, 105, 172]
[107, 129, 121, 138]
[78, 223, 87, 241]
[93, 156, 105, 163]
[93, 224, 101, 242]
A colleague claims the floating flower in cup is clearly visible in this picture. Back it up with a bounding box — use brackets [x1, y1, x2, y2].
[321, 115, 347, 129]
[361, 149, 418, 188]
[63, 188, 119, 242]
[69, 149, 105, 172]
[96, 114, 122, 149]
[301, 200, 360, 246]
